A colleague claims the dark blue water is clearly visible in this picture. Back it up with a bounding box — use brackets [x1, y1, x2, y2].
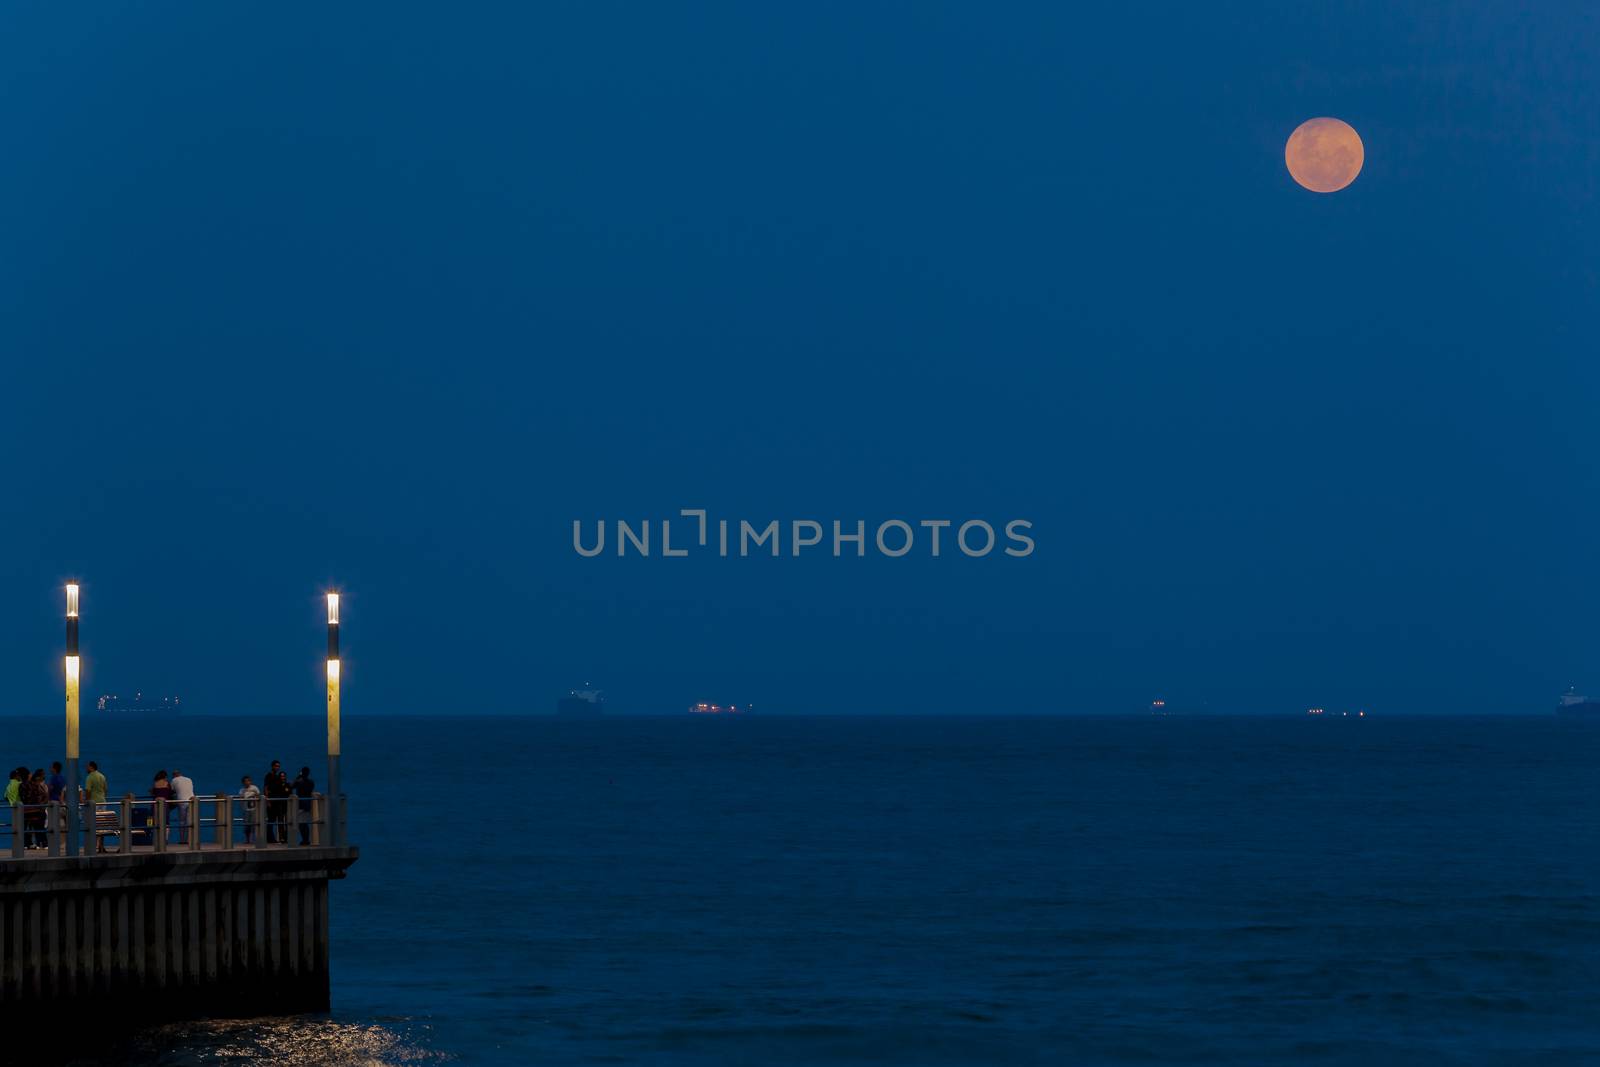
[8, 715, 1598, 1065]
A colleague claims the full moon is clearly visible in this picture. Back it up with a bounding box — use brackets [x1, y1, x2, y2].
[1285, 117, 1363, 193]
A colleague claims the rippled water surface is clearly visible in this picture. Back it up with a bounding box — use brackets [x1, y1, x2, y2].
[8, 715, 1597, 1066]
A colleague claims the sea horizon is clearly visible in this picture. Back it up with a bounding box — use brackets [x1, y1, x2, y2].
[0, 708, 1583, 719]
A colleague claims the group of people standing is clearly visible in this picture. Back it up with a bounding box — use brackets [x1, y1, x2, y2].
[145, 768, 198, 844]
[5, 760, 108, 850]
[6, 759, 320, 850]
[236, 762, 318, 845]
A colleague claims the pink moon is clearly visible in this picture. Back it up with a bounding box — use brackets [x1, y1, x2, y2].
[1285, 117, 1364, 193]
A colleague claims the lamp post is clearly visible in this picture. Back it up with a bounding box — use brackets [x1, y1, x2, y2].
[326, 591, 342, 846]
[65, 582, 81, 854]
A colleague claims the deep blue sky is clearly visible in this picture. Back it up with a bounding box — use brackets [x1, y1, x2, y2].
[2, 5, 1596, 716]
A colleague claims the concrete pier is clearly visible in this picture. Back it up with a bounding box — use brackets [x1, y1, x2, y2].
[0, 845, 358, 1023]
[2, 582, 361, 1027]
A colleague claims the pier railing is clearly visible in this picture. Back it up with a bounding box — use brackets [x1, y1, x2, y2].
[2, 793, 349, 860]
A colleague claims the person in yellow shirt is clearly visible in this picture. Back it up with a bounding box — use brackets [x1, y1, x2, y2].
[84, 761, 108, 805]
[82, 761, 110, 853]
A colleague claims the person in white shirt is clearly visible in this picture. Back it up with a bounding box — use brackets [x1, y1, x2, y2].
[239, 775, 262, 845]
[171, 770, 196, 845]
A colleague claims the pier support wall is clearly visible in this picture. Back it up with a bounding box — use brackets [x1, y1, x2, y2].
[0, 847, 357, 1023]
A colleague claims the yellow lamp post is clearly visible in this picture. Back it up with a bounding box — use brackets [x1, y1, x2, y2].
[326, 591, 343, 845]
[65, 582, 82, 853]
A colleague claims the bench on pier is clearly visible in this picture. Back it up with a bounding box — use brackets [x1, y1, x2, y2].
[92, 806, 119, 852]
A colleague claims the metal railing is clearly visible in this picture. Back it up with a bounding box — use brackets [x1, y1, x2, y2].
[2, 793, 349, 860]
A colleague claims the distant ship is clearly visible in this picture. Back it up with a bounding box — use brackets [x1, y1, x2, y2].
[1148, 699, 1220, 715]
[97, 692, 183, 714]
[1557, 688, 1600, 717]
[689, 702, 747, 715]
[557, 687, 605, 716]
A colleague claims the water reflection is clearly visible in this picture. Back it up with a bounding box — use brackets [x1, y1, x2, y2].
[66, 1017, 450, 1066]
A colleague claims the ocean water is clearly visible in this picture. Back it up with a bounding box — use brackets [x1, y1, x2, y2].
[6, 714, 1598, 1066]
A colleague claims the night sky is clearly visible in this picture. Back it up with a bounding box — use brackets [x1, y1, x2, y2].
[2, 5, 1596, 716]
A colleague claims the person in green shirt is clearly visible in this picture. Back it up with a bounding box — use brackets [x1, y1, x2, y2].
[82, 761, 111, 854]
[4, 767, 21, 807]
[84, 761, 108, 805]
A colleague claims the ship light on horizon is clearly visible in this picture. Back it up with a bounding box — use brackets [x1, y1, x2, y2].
[690, 701, 747, 714]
